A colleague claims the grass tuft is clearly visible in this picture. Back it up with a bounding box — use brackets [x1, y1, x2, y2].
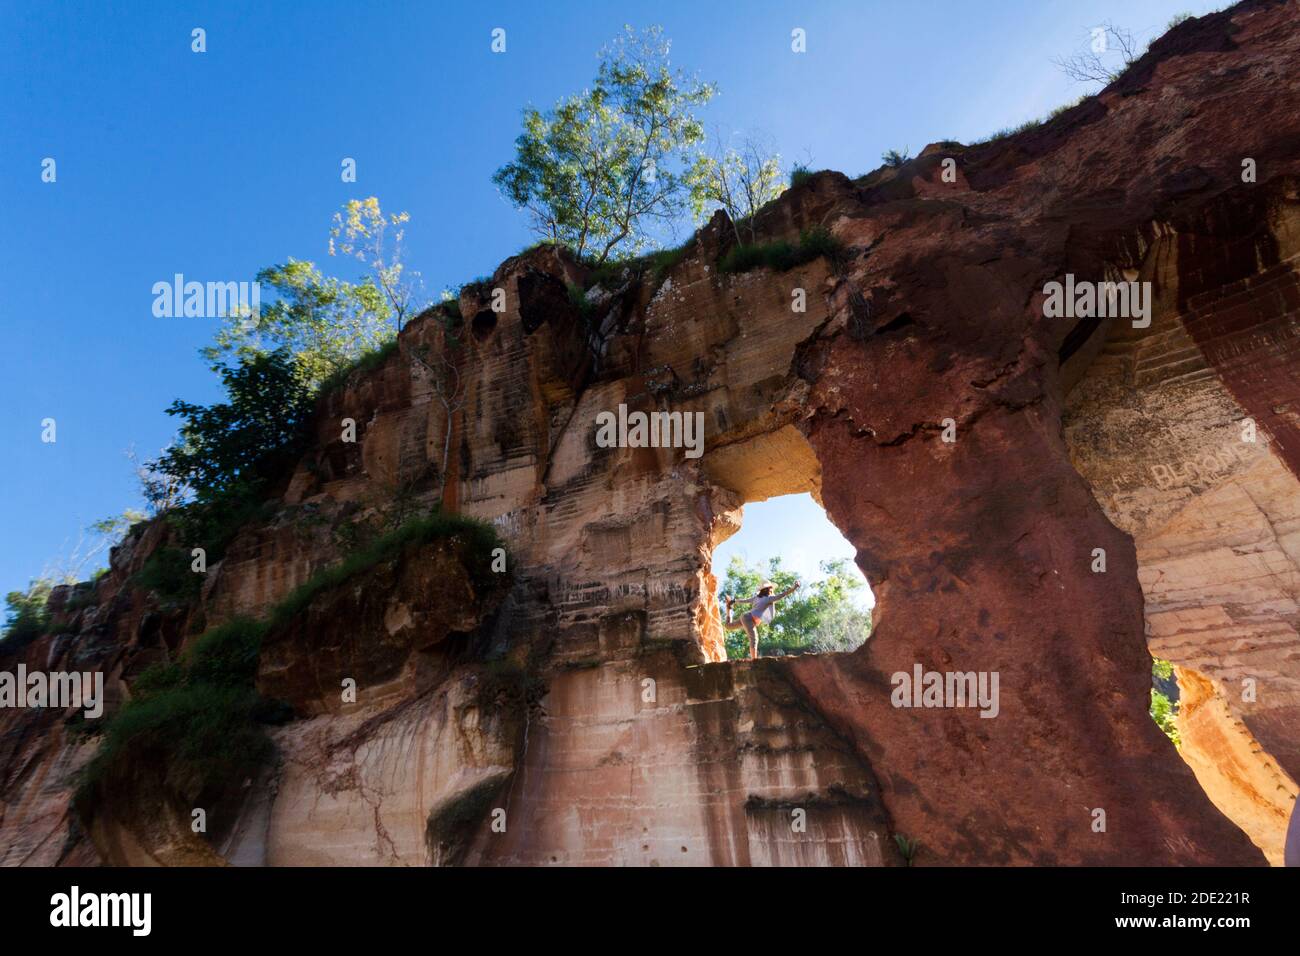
[583, 241, 693, 292]
[718, 226, 845, 275]
[81, 616, 272, 800]
[789, 164, 814, 187]
[315, 338, 400, 397]
[85, 508, 505, 809]
[134, 547, 204, 608]
[269, 509, 503, 628]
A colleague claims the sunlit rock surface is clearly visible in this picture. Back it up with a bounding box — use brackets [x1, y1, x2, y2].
[4, 0, 1299, 867]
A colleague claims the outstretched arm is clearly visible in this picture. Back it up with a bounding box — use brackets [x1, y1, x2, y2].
[777, 581, 801, 600]
[731, 595, 754, 606]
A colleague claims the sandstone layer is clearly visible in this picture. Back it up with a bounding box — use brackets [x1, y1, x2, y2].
[4, 0, 1300, 866]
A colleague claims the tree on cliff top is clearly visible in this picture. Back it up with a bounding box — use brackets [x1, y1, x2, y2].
[329, 197, 425, 331]
[202, 259, 392, 391]
[204, 198, 422, 392]
[492, 26, 715, 264]
[1, 581, 52, 651]
[685, 133, 787, 246]
[149, 349, 314, 561]
[1052, 21, 1143, 86]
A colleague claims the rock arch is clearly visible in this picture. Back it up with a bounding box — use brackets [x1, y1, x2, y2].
[8, 0, 1300, 867]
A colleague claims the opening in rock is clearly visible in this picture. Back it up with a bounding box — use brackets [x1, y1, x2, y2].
[710, 492, 873, 661]
[696, 424, 875, 662]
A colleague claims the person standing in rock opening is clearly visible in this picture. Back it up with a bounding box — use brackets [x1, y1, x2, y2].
[724, 579, 800, 660]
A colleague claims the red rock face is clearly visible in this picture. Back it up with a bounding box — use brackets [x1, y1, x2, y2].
[5, 0, 1299, 867]
[800, 402, 1246, 863]
[768, 1, 1299, 865]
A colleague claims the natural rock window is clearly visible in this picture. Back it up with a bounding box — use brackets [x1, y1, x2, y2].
[710, 491, 873, 660]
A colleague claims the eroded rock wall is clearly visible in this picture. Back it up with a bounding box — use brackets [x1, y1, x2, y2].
[1064, 159, 1300, 861]
[4, 0, 1299, 867]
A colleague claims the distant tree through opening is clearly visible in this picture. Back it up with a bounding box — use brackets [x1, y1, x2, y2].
[711, 492, 873, 660]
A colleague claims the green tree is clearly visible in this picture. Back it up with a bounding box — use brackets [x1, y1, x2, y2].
[205, 198, 423, 389]
[686, 134, 787, 244]
[150, 349, 314, 559]
[203, 260, 392, 391]
[1, 580, 53, 650]
[329, 196, 424, 331]
[881, 147, 911, 168]
[717, 555, 871, 660]
[90, 509, 148, 542]
[157, 350, 313, 503]
[1150, 657, 1181, 747]
[492, 26, 715, 264]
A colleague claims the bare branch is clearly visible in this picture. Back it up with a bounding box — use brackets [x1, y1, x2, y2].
[1053, 22, 1143, 86]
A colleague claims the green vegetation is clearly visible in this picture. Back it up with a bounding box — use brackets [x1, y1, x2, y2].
[438, 292, 463, 320]
[86, 508, 504, 803]
[203, 197, 420, 397]
[582, 240, 693, 291]
[315, 337, 401, 397]
[974, 116, 1044, 145]
[129, 196, 431, 579]
[64, 583, 100, 612]
[1150, 657, 1181, 747]
[269, 508, 503, 628]
[81, 614, 273, 806]
[2, 509, 152, 650]
[717, 555, 871, 660]
[146, 349, 312, 567]
[969, 89, 1095, 147]
[685, 136, 787, 245]
[134, 547, 203, 607]
[492, 26, 715, 264]
[203, 259, 394, 392]
[566, 281, 596, 323]
[881, 147, 911, 168]
[789, 164, 814, 187]
[1047, 93, 1091, 121]
[157, 348, 312, 503]
[1, 581, 53, 652]
[89, 509, 147, 543]
[330, 197, 422, 330]
[718, 226, 844, 275]
[894, 833, 920, 865]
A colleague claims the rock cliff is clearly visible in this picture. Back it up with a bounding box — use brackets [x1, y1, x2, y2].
[4, 0, 1299, 866]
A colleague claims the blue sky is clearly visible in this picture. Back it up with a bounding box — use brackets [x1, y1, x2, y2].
[712, 492, 877, 608]
[0, 0, 1218, 599]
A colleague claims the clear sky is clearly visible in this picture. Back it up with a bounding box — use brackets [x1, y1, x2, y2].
[0, 0, 1219, 599]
